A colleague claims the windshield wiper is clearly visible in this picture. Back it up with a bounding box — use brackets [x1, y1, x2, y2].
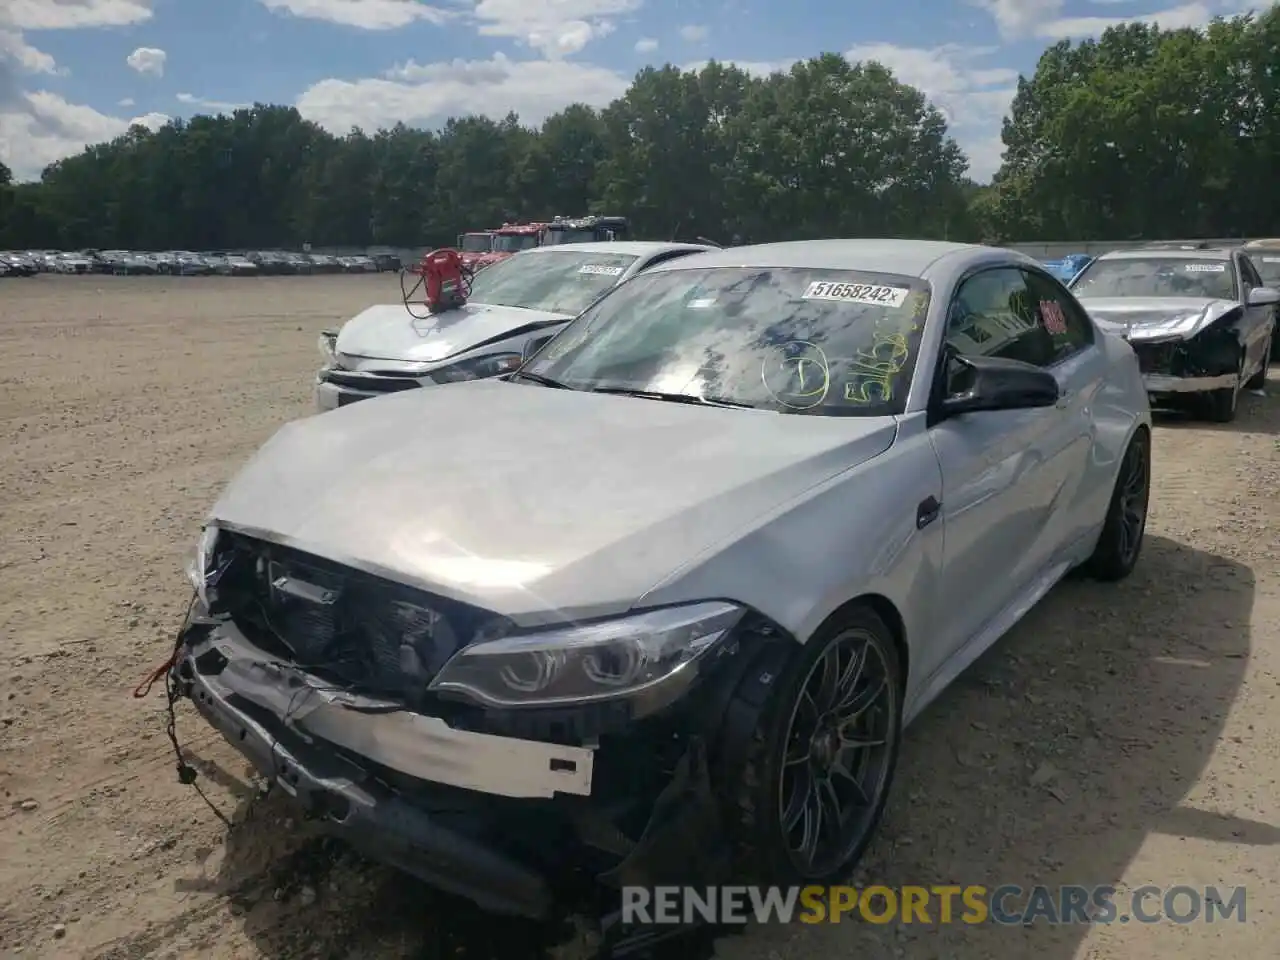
[510, 370, 571, 389]
[586, 387, 755, 409]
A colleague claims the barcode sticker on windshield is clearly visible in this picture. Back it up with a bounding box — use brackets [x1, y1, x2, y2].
[801, 281, 910, 307]
[1184, 263, 1225, 272]
[579, 264, 625, 276]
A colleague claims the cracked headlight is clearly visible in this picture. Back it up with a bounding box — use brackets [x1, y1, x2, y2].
[428, 601, 745, 709]
[429, 352, 524, 383]
[318, 330, 338, 367]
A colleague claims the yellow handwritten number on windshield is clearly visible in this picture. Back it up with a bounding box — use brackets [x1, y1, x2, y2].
[844, 323, 911, 404]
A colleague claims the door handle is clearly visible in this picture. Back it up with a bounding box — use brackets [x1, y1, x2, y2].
[916, 496, 941, 530]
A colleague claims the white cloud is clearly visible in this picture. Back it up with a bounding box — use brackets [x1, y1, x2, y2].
[126, 45, 166, 76]
[0, 0, 154, 29]
[176, 91, 250, 113]
[1036, 0, 1214, 37]
[299, 53, 628, 134]
[258, 0, 450, 29]
[679, 23, 709, 42]
[118, 96, 134, 106]
[0, 29, 59, 73]
[0, 1, 166, 180]
[634, 36, 658, 52]
[973, 0, 1064, 38]
[0, 92, 167, 179]
[472, 0, 640, 58]
[976, 0, 1248, 39]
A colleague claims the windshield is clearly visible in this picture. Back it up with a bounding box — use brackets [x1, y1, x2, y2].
[521, 267, 930, 416]
[460, 233, 492, 253]
[468, 250, 638, 315]
[1250, 254, 1280, 287]
[544, 228, 596, 245]
[1071, 257, 1237, 300]
[494, 234, 540, 253]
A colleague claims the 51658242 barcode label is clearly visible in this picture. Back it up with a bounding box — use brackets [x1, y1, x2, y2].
[801, 281, 910, 308]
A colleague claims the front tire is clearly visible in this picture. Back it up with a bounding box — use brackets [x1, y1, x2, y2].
[1085, 428, 1150, 582]
[729, 606, 902, 886]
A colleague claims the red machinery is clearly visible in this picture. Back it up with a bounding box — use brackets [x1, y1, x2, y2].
[401, 248, 474, 318]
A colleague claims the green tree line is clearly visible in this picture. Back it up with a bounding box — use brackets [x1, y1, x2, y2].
[1, 7, 1278, 251]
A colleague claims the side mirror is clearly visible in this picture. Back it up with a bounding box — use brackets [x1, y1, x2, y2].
[522, 334, 555, 361]
[939, 353, 1060, 418]
[1247, 286, 1280, 307]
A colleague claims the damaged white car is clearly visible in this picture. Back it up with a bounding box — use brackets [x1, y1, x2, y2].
[164, 240, 1152, 943]
[1069, 245, 1278, 421]
[314, 241, 712, 412]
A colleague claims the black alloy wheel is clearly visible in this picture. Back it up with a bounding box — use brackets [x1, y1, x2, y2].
[729, 606, 903, 884]
[779, 630, 896, 876]
[1085, 428, 1150, 581]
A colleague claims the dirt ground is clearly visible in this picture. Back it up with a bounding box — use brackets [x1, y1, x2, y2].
[2, 275, 1279, 960]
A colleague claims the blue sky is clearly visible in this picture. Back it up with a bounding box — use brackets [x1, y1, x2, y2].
[0, 0, 1261, 182]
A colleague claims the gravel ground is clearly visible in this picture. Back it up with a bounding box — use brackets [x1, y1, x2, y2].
[2, 275, 1278, 960]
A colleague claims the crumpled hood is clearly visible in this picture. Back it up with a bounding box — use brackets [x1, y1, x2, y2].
[335, 302, 569, 365]
[209, 380, 898, 622]
[1076, 296, 1238, 340]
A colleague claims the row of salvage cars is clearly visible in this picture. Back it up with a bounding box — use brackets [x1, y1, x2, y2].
[168, 236, 1275, 948]
[0, 249, 402, 277]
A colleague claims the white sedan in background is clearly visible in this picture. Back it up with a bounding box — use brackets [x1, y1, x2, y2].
[314, 241, 713, 411]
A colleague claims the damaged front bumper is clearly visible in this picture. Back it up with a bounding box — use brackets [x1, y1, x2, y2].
[1125, 331, 1242, 397]
[170, 616, 734, 919]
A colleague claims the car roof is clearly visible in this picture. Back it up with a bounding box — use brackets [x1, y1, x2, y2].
[522, 241, 712, 257]
[1096, 246, 1235, 261]
[640, 238, 1038, 279]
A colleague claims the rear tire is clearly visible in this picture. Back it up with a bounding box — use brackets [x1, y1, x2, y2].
[728, 605, 902, 886]
[1085, 428, 1150, 582]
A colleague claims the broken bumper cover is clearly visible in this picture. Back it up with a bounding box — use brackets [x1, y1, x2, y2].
[1126, 333, 1242, 395]
[173, 620, 596, 917]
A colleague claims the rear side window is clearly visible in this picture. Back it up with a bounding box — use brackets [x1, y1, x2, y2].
[947, 268, 1054, 367]
[1021, 270, 1094, 363]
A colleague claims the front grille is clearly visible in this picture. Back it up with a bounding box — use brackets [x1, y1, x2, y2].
[1130, 341, 1181, 374]
[324, 370, 424, 393]
[216, 533, 499, 697]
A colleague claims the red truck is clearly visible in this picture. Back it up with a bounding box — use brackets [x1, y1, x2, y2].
[457, 215, 632, 272]
[466, 222, 547, 271]
[455, 230, 495, 272]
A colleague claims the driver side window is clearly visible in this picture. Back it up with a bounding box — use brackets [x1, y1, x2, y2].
[946, 268, 1054, 368]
